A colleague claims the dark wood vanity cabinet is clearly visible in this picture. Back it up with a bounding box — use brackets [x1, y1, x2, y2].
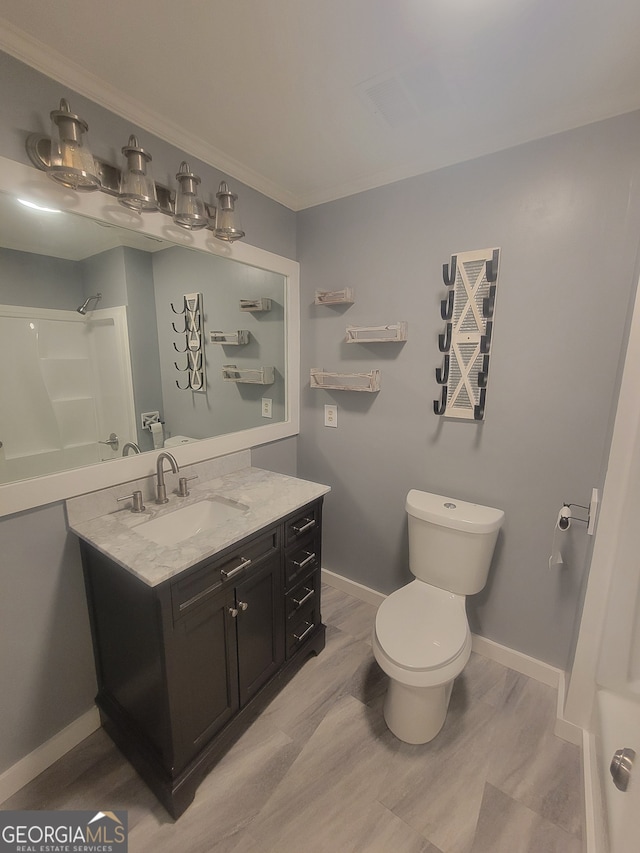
[80, 498, 324, 819]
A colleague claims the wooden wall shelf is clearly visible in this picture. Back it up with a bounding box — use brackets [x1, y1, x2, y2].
[310, 368, 380, 392]
[345, 321, 407, 343]
[314, 288, 355, 305]
[222, 365, 275, 385]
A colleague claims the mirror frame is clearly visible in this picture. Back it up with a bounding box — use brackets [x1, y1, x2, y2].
[0, 155, 300, 517]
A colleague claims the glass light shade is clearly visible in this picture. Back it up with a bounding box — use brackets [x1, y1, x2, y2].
[214, 182, 245, 242]
[47, 99, 100, 190]
[119, 135, 158, 211]
[173, 162, 208, 229]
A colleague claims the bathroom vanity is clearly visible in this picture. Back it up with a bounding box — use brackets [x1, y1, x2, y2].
[67, 457, 329, 818]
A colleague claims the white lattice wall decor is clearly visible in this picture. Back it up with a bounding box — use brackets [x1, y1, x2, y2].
[434, 248, 499, 421]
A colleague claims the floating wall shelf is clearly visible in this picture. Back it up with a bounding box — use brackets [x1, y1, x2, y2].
[222, 364, 275, 385]
[209, 330, 250, 345]
[310, 368, 381, 392]
[239, 298, 272, 312]
[345, 321, 408, 343]
[314, 288, 355, 305]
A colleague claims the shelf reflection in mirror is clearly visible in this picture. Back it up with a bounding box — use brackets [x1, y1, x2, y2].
[0, 190, 287, 487]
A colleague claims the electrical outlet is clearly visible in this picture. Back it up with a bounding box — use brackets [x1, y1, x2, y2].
[261, 397, 272, 418]
[324, 404, 338, 428]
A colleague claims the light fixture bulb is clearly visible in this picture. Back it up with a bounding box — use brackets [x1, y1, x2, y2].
[119, 135, 158, 211]
[214, 182, 245, 242]
[173, 161, 208, 230]
[47, 98, 100, 191]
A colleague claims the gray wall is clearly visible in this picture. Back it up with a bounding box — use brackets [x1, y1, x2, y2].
[297, 111, 640, 669]
[151, 247, 286, 440]
[0, 504, 97, 771]
[0, 249, 83, 308]
[0, 51, 297, 777]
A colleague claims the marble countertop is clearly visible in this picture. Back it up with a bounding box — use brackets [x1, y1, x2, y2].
[67, 465, 330, 587]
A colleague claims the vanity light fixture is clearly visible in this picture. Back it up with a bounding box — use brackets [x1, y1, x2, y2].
[119, 135, 159, 211]
[174, 161, 208, 230]
[214, 181, 245, 242]
[25, 98, 245, 240]
[47, 98, 101, 191]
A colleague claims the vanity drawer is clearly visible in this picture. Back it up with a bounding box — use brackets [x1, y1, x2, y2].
[285, 502, 322, 548]
[172, 526, 279, 620]
[285, 541, 319, 590]
[285, 570, 320, 621]
[286, 599, 321, 659]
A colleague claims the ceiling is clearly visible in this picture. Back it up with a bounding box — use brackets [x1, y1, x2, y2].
[2, 0, 640, 211]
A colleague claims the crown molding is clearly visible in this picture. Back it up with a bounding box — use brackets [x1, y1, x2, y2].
[0, 19, 299, 211]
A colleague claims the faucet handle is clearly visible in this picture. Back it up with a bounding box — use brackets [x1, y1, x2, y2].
[178, 475, 198, 497]
[117, 490, 146, 513]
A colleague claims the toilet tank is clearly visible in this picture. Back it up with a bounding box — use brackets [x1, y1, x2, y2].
[406, 490, 504, 595]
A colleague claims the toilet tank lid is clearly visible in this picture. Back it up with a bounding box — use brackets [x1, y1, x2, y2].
[406, 490, 504, 534]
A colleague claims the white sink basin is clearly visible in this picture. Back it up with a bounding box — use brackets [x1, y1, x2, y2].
[136, 497, 249, 547]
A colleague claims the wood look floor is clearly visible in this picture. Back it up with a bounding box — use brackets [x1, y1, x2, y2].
[2, 585, 584, 852]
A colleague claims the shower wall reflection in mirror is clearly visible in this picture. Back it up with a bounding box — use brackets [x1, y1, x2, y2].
[0, 192, 286, 486]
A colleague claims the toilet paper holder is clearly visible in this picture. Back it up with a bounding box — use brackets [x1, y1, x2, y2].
[560, 490, 599, 535]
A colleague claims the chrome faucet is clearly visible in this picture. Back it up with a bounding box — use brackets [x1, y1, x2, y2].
[121, 441, 141, 456]
[155, 451, 179, 504]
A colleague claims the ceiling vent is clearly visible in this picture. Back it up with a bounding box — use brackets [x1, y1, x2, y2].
[360, 76, 419, 128]
[356, 61, 451, 129]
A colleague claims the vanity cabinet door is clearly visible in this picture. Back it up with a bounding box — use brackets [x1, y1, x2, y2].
[235, 553, 284, 706]
[172, 584, 240, 770]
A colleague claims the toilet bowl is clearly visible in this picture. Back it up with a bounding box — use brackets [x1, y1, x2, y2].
[373, 490, 504, 744]
[373, 580, 472, 743]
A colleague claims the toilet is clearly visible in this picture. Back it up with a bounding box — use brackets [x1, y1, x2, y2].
[373, 489, 504, 744]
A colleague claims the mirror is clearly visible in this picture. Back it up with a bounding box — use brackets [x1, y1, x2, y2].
[0, 155, 299, 513]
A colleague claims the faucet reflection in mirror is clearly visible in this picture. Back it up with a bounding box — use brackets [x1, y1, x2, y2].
[26, 98, 245, 241]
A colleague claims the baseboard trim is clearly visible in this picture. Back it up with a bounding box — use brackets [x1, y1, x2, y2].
[0, 706, 100, 805]
[469, 633, 560, 688]
[321, 568, 386, 607]
[321, 568, 582, 744]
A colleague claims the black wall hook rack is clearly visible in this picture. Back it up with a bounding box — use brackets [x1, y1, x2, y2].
[438, 322, 452, 352]
[480, 321, 493, 354]
[436, 354, 450, 384]
[483, 285, 496, 318]
[433, 385, 448, 415]
[442, 255, 457, 287]
[478, 354, 490, 388]
[433, 247, 500, 420]
[441, 290, 455, 321]
[486, 249, 500, 282]
[473, 387, 487, 420]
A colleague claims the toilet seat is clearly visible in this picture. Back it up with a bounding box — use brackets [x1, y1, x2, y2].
[375, 581, 468, 671]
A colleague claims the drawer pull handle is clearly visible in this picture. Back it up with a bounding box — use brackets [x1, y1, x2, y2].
[292, 518, 316, 536]
[291, 587, 314, 608]
[221, 556, 252, 580]
[238, 600, 249, 611]
[293, 622, 315, 643]
[228, 607, 239, 618]
[293, 551, 316, 570]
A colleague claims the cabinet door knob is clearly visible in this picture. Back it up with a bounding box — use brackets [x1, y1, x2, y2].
[238, 601, 249, 611]
[228, 607, 239, 618]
